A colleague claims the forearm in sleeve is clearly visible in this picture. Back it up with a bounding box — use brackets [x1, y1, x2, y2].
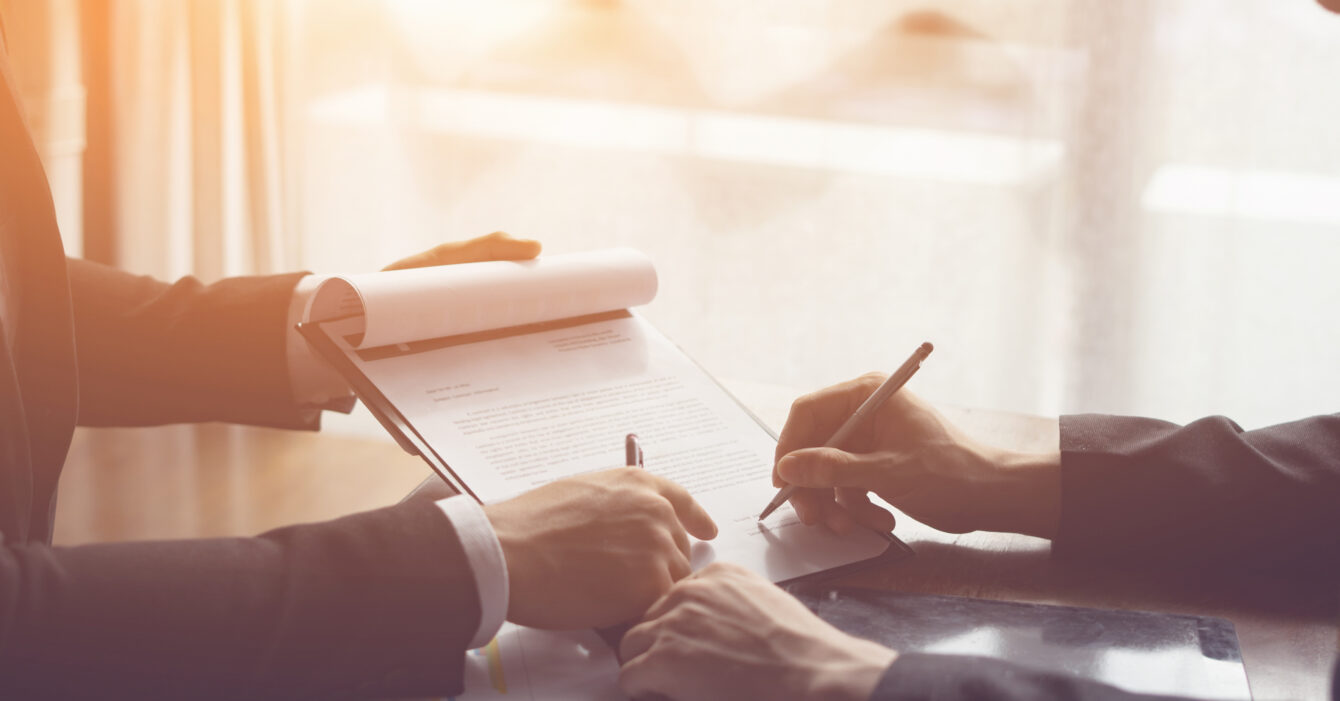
[0, 498, 480, 699]
[66, 258, 318, 428]
[1054, 413, 1340, 574]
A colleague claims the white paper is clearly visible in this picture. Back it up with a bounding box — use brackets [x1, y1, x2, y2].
[307, 248, 657, 349]
[320, 312, 890, 584]
[444, 624, 623, 701]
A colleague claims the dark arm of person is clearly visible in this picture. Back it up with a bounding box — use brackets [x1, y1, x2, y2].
[871, 654, 1207, 701]
[66, 257, 321, 429]
[769, 380, 1340, 573]
[0, 497, 480, 700]
[1055, 413, 1340, 574]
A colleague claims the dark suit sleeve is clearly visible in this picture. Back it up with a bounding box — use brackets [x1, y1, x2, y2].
[0, 497, 482, 699]
[870, 654, 1199, 701]
[65, 257, 324, 429]
[1051, 413, 1340, 574]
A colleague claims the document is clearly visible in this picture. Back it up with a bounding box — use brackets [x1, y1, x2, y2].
[306, 248, 658, 349]
[300, 249, 908, 697]
[315, 310, 890, 581]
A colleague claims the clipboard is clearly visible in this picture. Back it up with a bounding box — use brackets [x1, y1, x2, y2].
[299, 317, 478, 500]
[300, 313, 915, 582]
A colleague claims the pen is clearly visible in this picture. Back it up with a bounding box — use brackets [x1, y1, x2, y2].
[758, 341, 934, 521]
[625, 433, 644, 468]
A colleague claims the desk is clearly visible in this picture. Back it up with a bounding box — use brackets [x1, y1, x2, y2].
[55, 399, 1338, 700]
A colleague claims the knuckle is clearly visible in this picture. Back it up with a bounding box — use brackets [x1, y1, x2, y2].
[698, 562, 733, 579]
[614, 466, 648, 486]
[632, 544, 664, 569]
[620, 628, 652, 657]
[649, 497, 677, 522]
[676, 577, 717, 601]
[620, 465, 652, 482]
[714, 561, 751, 577]
[859, 371, 888, 387]
[663, 602, 695, 626]
[651, 528, 679, 555]
[664, 602, 709, 633]
[661, 581, 694, 607]
[655, 632, 694, 663]
[789, 392, 819, 416]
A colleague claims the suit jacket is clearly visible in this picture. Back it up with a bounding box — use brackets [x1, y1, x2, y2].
[872, 413, 1340, 700]
[1, 21, 480, 699]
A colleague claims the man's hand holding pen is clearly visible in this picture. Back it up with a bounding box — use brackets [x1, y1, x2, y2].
[484, 467, 717, 630]
[772, 376, 1063, 540]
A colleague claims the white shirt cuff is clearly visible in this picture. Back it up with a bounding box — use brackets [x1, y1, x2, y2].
[285, 274, 353, 405]
[435, 495, 509, 650]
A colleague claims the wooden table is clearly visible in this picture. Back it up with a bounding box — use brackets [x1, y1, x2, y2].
[55, 399, 1338, 700]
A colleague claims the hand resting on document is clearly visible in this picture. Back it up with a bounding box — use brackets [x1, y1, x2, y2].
[484, 467, 719, 630]
[618, 562, 897, 701]
[381, 234, 722, 629]
[772, 373, 1062, 540]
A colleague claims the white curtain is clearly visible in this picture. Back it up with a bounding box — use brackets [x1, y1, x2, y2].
[276, 0, 1340, 428]
[103, 0, 292, 281]
[0, 0, 85, 257]
[14, 0, 1336, 428]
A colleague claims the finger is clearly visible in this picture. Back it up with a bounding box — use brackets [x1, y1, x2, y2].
[774, 373, 887, 470]
[646, 475, 718, 540]
[381, 232, 542, 271]
[469, 231, 543, 262]
[786, 487, 831, 526]
[836, 489, 898, 532]
[777, 447, 904, 490]
[618, 647, 671, 701]
[640, 580, 688, 622]
[822, 499, 856, 535]
[620, 619, 659, 662]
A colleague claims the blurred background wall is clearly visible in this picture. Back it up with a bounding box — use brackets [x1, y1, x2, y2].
[4, 0, 1338, 428]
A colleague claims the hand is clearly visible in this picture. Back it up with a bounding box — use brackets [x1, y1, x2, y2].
[381, 231, 542, 271]
[483, 467, 718, 630]
[772, 374, 1061, 539]
[618, 563, 896, 701]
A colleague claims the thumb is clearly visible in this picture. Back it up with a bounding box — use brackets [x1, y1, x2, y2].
[776, 447, 895, 490]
